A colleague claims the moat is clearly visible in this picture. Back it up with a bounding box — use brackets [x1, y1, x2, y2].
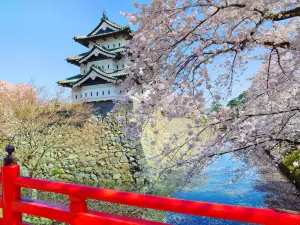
[167, 153, 300, 224]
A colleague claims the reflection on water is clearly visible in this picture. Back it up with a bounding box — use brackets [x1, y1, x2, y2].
[167, 154, 267, 225]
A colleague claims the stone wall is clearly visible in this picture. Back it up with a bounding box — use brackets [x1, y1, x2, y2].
[43, 112, 148, 188]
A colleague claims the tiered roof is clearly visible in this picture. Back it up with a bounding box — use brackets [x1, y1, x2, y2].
[66, 44, 126, 66]
[73, 12, 132, 47]
[58, 12, 131, 88]
[57, 66, 127, 88]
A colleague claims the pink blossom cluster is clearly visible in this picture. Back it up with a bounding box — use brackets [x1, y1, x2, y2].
[118, 0, 300, 183]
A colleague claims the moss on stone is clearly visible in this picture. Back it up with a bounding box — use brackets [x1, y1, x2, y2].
[101, 145, 108, 150]
[283, 150, 300, 186]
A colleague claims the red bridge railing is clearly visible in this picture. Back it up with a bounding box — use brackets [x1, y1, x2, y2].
[0, 145, 299, 225]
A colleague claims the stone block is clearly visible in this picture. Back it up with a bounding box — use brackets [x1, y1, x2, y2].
[110, 168, 119, 173]
[97, 161, 105, 166]
[115, 152, 123, 157]
[113, 173, 121, 180]
[131, 162, 139, 171]
[60, 174, 75, 181]
[110, 157, 119, 164]
[122, 163, 130, 171]
[90, 174, 98, 182]
[105, 179, 115, 186]
[75, 173, 86, 182]
[138, 158, 147, 165]
[101, 146, 108, 150]
[85, 167, 93, 172]
[68, 154, 78, 159]
[120, 156, 128, 163]
[115, 143, 122, 150]
[136, 178, 145, 186]
[98, 153, 108, 160]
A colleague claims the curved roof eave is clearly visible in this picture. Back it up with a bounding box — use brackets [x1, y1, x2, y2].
[72, 67, 118, 87]
[78, 45, 116, 64]
[73, 28, 132, 47]
[87, 19, 123, 37]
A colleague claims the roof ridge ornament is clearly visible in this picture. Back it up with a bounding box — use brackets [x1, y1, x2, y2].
[103, 10, 108, 20]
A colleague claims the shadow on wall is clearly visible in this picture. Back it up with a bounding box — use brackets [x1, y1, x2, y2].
[92, 101, 115, 116]
[92, 100, 134, 116]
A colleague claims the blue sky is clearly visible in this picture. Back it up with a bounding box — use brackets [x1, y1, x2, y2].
[0, 0, 259, 100]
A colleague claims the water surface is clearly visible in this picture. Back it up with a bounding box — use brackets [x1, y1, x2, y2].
[167, 154, 268, 224]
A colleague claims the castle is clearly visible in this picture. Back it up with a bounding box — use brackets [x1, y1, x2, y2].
[58, 12, 132, 105]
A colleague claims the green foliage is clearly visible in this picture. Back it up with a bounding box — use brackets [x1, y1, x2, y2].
[284, 150, 300, 169]
[23, 214, 53, 225]
[0, 202, 58, 224]
[211, 101, 222, 112]
[18, 189, 165, 224]
[51, 168, 65, 178]
[227, 98, 240, 108]
[237, 92, 246, 104]
[227, 92, 246, 108]
[283, 150, 300, 186]
[0, 83, 95, 178]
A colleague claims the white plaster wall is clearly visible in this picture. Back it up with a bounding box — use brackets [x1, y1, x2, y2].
[86, 59, 125, 73]
[89, 36, 128, 49]
[72, 83, 122, 103]
[80, 65, 88, 75]
[80, 58, 125, 75]
[82, 36, 127, 75]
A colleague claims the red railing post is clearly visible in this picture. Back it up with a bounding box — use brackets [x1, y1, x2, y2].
[2, 145, 22, 225]
[69, 195, 87, 225]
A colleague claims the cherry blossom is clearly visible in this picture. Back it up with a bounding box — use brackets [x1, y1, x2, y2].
[120, 0, 300, 185]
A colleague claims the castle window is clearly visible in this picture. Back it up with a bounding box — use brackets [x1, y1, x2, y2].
[102, 65, 104, 70]
[75, 95, 78, 99]
[122, 64, 124, 68]
[102, 91, 105, 95]
[85, 93, 87, 97]
[113, 44, 115, 48]
[107, 45, 109, 49]
[81, 94, 82, 98]
[108, 90, 111, 95]
[91, 92, 92, 97]
[119, 90, 122, 94]
[96, 92, 99, 96]
[117, 65, 119, 69]
[119, 43, 121, 47]
[108, 65, 109, 69]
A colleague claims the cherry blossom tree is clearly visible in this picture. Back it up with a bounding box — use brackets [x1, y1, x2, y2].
[0, 81, 94, 178]
[120, 0, 300, 186]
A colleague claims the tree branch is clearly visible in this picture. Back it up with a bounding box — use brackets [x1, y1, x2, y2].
[271, 7, 300, 21]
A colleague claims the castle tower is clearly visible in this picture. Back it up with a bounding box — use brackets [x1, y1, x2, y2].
[57, 12, 132, 105]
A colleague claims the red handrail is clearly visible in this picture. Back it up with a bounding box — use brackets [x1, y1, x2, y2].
[14, 176, 300, 224]
[1, 146, 300, 225]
